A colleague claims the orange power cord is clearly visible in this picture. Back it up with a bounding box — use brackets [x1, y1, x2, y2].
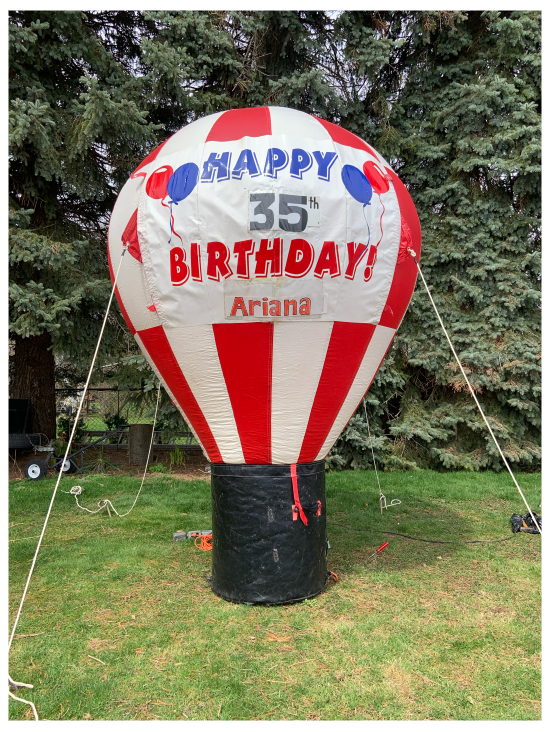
[194, 533, 213, 551]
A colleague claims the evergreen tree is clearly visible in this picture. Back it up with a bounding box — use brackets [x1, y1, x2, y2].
[9, 11, 158, 436]
[9, 10, 540, 470]
[327, 11, 541, 471]
[9, 10, 337, 436]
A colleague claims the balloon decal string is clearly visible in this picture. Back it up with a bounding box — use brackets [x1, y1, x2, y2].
[362, 204, 371, 241]
[407, 247, 541, 535]
[64, 383, 161, 517]
[376, 195, 385, 247]
[167, 201, 183, 245]
[8, 250, 127, 720]
[362, 206, 372, 274]
[168, 202, 174, 244]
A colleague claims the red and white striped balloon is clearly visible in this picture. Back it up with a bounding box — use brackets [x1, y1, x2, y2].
[108, 106, 421, 464]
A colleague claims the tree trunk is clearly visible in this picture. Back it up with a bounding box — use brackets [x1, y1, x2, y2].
[10, 332, 57, 439]
[128, 424, 154, 465]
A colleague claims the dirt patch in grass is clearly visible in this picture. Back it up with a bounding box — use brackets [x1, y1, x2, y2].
[87, 638, 118, 653]
[384, 661, 415, 701]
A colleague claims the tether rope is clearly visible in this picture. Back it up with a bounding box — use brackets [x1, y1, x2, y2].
[363, 400, 401, 514]
[8, 682, 38, 722]
[363, 400, 382, 497]
[408, 248, 541, 535]
[64, 382, 161, 517]
[8, 250, 126, 720]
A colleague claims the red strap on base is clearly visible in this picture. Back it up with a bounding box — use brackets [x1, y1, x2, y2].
[291, 463, 308, 525]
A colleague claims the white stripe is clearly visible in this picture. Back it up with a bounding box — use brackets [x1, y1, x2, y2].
[108, 177, 161, 332]
[271, 320, 333, 464]
[134, 334, 208, 460]
[268, 107, 330, 140]
[315, 325, 396, 460]
[162, 325, 244, 464]
[119, 258, 163, 332]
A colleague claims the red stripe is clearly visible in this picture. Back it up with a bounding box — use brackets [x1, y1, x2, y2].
[107, 243, 136, 335]
[329, 331, 396, 453]
[213, 322, 273, 464]
[313, 117, 379, 159]
[298, 322, 376, 463]
[378, 169, 422, 329]
[206, 107, 271, 142]
[137, 326, 223, 463]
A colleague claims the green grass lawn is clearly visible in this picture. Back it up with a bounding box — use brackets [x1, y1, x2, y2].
[9, 469, 541, 720]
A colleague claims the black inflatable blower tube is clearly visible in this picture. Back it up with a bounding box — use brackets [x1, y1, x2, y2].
[209, 460, 328, 605]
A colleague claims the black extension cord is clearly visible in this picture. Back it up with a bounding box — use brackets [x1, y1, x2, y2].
[327, 521, 517, 545]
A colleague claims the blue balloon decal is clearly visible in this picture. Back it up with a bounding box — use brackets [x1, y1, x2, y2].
[167, 162, 199, 204]
[165, 163, 199, 244]
[341, 164, 373, 207]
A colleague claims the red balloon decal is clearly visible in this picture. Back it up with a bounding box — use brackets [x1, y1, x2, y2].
[145, 165, 181, 244]
[146, 165, 173, 199]
[363, 160, 390, 249]
[363, 161, 389, 195]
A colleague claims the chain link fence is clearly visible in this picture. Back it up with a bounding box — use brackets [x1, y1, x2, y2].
[56, 388, 141, 432]
[55, 388, 199, 449]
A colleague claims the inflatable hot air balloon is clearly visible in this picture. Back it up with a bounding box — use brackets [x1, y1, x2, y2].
[108, 107, 421, 604]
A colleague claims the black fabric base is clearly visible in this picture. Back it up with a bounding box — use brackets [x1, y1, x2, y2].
[210, 461, 327, 605]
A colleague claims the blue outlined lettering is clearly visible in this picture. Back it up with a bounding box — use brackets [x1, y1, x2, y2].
[264, 148, 289, 179]
[201, 152, 232, 182]
[313, 151, 338, 181]
[200, 148, 340, 182]
[231, 149, 261, 179]
[290, 149, 313, 179]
